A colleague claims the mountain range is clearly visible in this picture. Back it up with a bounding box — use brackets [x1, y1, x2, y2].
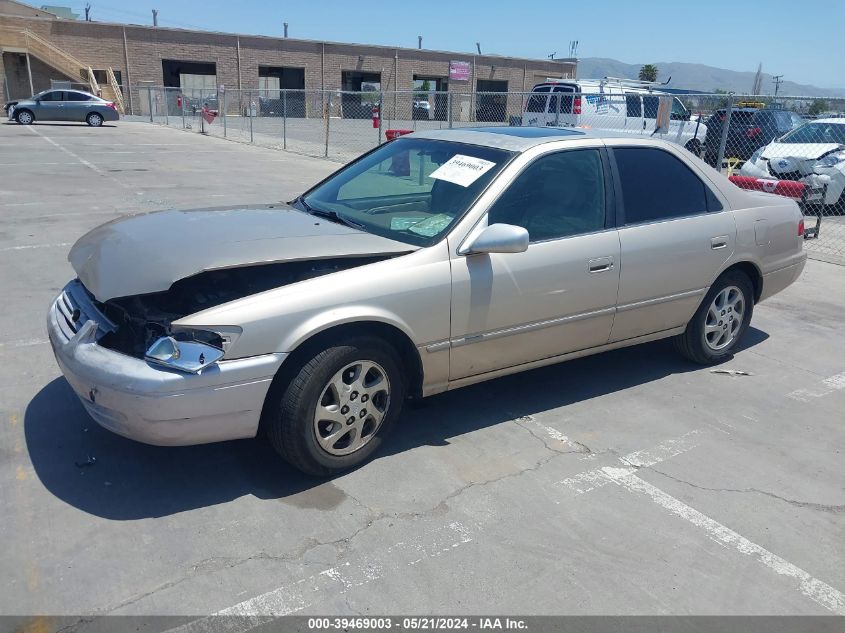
[575, 58, 845, 98]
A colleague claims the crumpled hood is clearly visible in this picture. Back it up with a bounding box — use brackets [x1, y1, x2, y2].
[761, 142, 843, 161]
[69, 204, 414, 301]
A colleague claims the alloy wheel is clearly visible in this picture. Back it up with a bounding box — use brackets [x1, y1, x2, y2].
[313, 360, 391, 456]
[703, 285, 745, 351]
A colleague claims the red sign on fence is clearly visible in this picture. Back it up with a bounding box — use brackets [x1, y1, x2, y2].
[201, 105, 216, 125]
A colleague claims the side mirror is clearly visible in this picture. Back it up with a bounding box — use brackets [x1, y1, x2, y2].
[460, 223, 529, 255]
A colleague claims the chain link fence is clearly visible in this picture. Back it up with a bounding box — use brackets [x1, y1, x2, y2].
[129, 86, 845, 264]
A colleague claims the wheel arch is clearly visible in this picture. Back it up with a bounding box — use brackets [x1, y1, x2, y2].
[267, 319, 425, 406]
[719, 260, 763, 303]
[15, 108, 34, 122]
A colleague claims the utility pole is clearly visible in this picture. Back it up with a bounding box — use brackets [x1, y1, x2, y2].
[772, 74, 783, 98]
[476, 42, 481, 55]
[283, 22, 288, 38]
[152, 9, 158, 27]
[418, 35, 422, 49]
[84, 3, 90, 21]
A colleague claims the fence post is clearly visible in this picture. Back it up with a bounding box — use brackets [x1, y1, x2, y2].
[180, 92, 186, 129]
[163, 89, 169, 126]
[249, 91, 254, 143]
[324, 91, 331, 158]
[147, 87, 154, 123]
[447, 92, 453, 129]
[378, 91, 383, 145]
[554, 89, 561, 126]
[716, 101, 733, 173]
[222, 89, 227, 138]
[282, 89, 287, 150]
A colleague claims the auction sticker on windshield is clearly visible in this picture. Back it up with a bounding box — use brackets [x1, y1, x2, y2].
[430, 155, 496, 187]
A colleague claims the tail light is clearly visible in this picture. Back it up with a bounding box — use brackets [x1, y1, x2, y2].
[746, 126, 761, 138]
[573, 96, 582, 115]
[106, 102, 116, 111]
[798, 218, 805, 237]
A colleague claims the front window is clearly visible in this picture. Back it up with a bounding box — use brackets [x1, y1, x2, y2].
[301, 138, 513, 246]
[38, 91, 64, 102]
[780, 122, 845, 145]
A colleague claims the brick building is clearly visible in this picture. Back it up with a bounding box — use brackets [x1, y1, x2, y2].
[0, 0, 576, 120]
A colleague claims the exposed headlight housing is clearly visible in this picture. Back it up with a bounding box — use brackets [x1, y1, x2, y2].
[145, 326, 241, 373]
[816, 152, 845, 169]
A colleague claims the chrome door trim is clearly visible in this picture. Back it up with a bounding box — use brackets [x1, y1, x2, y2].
[450, 306, 617, 348]
[616, 287, 707, 313]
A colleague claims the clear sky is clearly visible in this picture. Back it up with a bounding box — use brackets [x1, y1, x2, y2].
[73, 0, 843, 89]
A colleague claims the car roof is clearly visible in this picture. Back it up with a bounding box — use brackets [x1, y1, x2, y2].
[409, 126, 660, 152]
[811, 118, 845, 125]
[36, 88, 100, 99]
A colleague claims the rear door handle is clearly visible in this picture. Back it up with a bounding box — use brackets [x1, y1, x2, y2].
[711, 236, 729, 250]
[588, 256, 614, 273]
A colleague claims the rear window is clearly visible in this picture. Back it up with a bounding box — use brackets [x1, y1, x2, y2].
[781, 122, 845, 144]
[729, 111, 756, 127]
[614, 147, 721, 224]
[526, 87, 550, 113]
[643, 96, 659, 119]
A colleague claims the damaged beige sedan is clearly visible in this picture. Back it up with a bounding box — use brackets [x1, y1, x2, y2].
[48, 128, 806, 475]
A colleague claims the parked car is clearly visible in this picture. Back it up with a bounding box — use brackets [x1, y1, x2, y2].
[412, 99, 431, 120]
[704, 107, 803, 165]
[740, 118, 845, 211]
[7, 89, 119, 126]
[48, 127, 806, 475]
[521, 79, 707, 155]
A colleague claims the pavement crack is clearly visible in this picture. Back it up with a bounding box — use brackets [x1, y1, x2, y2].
[511, 414, 593, 455]
[646, 467, 845, 514]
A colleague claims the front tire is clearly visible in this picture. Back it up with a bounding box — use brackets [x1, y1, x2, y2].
[15, 109, 34, 125]
[674, 270, 754, 364]
[264, 337, 406, 476]
[685, 139, 702, 157]
[86, 112, 104, 127]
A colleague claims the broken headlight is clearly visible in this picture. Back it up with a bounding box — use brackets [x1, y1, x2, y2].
[816, 152, 845, 169]
[145, 327, 241, 373]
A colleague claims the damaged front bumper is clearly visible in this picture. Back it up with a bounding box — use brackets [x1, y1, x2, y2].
[47, 281, 285, 446]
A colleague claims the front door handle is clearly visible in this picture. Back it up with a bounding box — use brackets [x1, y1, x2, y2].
[711, 236, 729, 250]
[588, 256, 614, 273]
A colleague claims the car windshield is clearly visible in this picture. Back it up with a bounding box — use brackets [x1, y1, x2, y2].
[780, 122, 845, 145]
[301, 138, 514, 246]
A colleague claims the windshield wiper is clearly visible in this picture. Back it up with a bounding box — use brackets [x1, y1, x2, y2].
[296, 196, 365, 230]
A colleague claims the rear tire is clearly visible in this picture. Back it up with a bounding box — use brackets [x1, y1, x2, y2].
[673, 270, 754, 364]
[15, 109, 34, 125]
[86, 112, 104, 127]
[264, 337, 406, 476]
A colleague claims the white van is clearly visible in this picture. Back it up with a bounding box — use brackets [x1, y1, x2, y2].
[521, 79, 707, 155]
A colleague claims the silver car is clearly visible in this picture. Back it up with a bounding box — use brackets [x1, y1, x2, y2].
[47, 128, 806, 475]
[8, 89, 119, 127]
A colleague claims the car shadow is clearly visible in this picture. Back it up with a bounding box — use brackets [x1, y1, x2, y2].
[25, 328, 769, 520]
[2, 122, 117, 127]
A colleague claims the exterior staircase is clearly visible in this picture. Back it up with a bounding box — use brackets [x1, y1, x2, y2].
[0, 26, 125, 112]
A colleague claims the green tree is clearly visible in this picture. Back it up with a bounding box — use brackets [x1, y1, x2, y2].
[414, 79, 432, 102]
[808, 99, 829, 116]
[638, 64, 658, 82]
[713, 89, 731, 109]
